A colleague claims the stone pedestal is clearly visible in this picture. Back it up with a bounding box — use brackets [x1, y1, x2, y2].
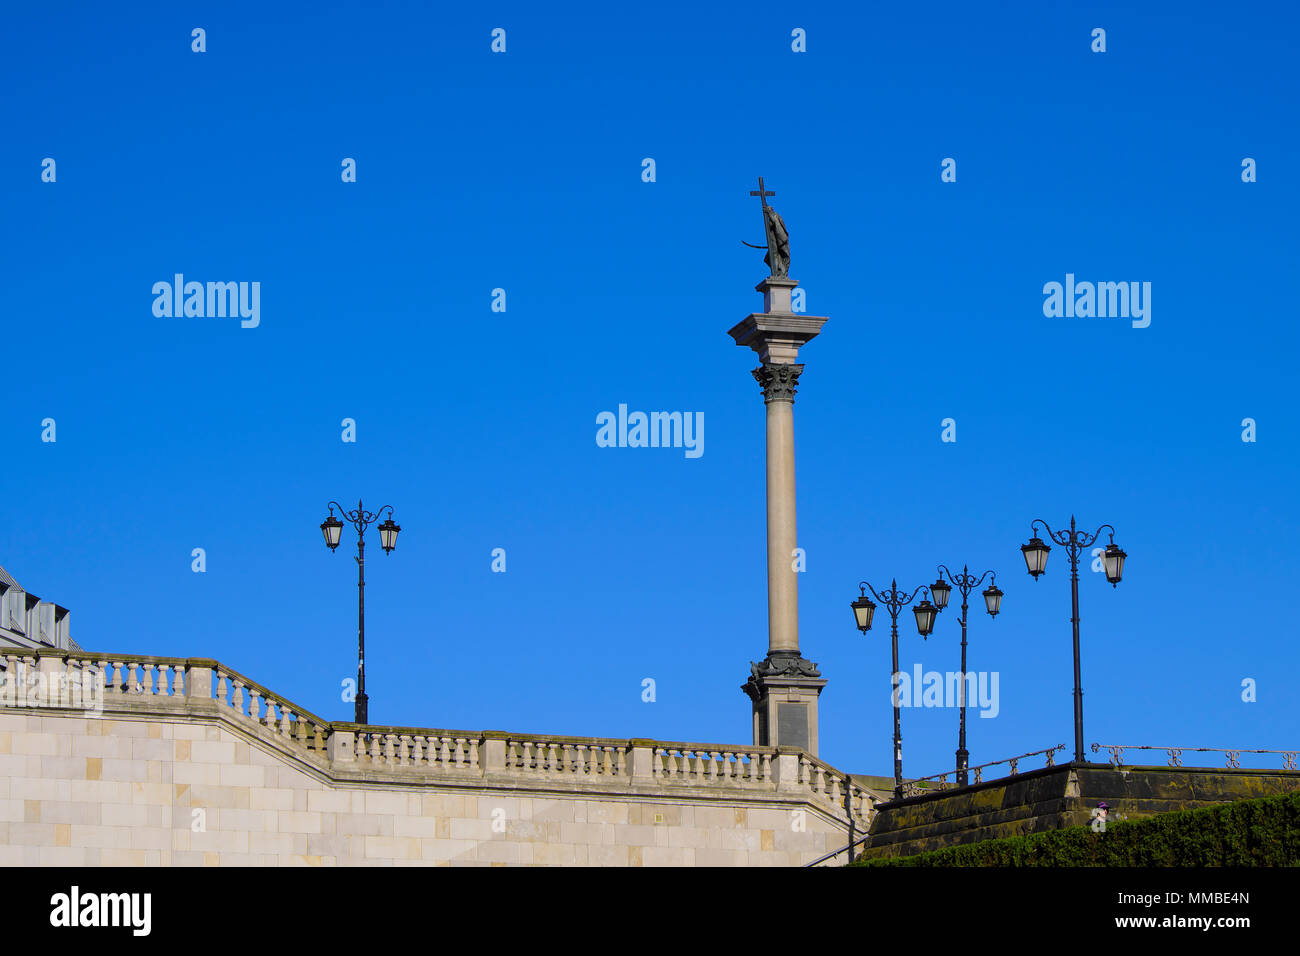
[742, 652, 827, 754]
[729, 276, 829, 755]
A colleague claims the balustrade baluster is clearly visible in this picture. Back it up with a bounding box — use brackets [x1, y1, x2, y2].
[272, 700, 286, 734]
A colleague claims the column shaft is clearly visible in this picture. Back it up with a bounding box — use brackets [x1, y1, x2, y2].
[765, 397, 799, 654]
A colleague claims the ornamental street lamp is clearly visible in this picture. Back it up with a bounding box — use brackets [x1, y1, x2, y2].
[320, 499, 400, 725]
[1022, 516, 1125, 763]
[930, 564, 1002, 786]
[850, 579, 936, 800]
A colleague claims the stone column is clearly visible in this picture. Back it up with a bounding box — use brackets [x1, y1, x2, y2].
[729, 277, 829, 755]
[755, 363, 803, 654]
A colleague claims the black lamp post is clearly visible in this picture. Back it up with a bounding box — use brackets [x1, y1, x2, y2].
[851, 579, 936, 800]
[321, 499, 401, 724]
[1022, 516, 1125, 763]
[930, 565, 1002, 786]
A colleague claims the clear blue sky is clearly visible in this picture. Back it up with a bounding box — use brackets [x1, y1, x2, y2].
[4, 1, 1296, 778]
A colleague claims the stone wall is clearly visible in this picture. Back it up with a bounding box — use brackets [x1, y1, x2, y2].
[862, 762, 1300, 859]
[0, 650, 873, 866]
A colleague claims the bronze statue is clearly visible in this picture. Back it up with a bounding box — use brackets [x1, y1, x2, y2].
[743, 176, 790, 278]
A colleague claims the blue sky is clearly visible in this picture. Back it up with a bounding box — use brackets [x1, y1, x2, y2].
[3, 1, 1297, 779]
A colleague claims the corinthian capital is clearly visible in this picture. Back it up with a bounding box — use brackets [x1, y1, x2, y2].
[752, 363, 804, 404]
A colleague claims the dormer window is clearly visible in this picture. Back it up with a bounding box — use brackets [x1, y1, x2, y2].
[24, 594, 40, 641]
[55, 606, 71, 650]
[36, 602, 56, 646]
[2, 586, 25, 634]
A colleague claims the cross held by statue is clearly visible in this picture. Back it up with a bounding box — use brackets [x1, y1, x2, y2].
[750, 176, 774, 209]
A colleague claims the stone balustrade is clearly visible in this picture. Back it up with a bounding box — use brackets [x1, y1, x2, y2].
[353, 729, 481, 771]
[0, 647, 873, 829]
[655, 746, 768, 784]
[211, 662, 331, 755]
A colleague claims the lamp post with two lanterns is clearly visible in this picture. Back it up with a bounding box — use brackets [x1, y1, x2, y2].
[928, 566, 1003, 786]
[320, 500, 401, 725]
[850, 580, 939, 800]
[1020, 516, 1126, 764]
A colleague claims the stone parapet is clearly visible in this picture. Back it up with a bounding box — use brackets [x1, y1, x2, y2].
[0, 647, 873, 835]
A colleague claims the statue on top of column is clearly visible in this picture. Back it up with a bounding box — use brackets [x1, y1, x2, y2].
[743, 176, 791, 278]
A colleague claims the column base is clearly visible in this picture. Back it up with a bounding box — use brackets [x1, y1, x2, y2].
[741, 652, 827, 755]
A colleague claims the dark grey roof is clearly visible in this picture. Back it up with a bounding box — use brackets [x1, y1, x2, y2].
[0, 563, 80, 651]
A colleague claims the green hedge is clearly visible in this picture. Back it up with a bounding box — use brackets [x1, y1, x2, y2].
[853, 789, 1300, 866]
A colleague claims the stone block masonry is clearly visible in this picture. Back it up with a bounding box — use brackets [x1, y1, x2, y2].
[0, 649, 874, 866]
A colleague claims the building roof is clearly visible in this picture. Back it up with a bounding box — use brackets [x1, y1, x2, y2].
[0, 563, 81, 653]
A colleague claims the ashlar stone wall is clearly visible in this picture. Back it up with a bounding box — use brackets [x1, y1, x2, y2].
[0, 708, 861, 866]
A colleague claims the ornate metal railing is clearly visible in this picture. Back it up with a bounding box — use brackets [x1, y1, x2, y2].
[1091, 743, 1299, 771]
[899, 745, 1068, 797]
